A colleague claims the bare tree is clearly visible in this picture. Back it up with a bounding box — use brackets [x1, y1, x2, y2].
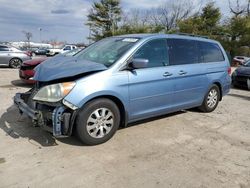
[149, 0, 199, 31]
[120, 0, 202, 33]
[122, 9, 150, 27]
[22, 31, 33, 48]
[247, 0, 250, 16]
[228, 0, 248, 17]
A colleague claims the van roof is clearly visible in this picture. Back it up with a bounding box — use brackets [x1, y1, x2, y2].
[114, 33, 218, 43]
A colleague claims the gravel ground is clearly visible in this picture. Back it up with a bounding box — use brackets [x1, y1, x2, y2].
[0, 67, 249, 188]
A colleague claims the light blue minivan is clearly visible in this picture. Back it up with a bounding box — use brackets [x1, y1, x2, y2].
[14, 34, 231, 145]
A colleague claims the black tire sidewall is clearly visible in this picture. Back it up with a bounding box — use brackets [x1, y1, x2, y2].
[202, 85, 220, 112]
[76, 98, 120, 145]
[9, 58, 22, 69]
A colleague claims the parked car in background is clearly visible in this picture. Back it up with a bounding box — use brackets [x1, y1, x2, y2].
[46, 45, 77, 56]
[0, 44, 31, 68]
[14, 34, 231, 145]
[19, 48, 82, 84]
[232, 56, 250, 66]
[232, 59, 250, 89]
[33, 48, 49, 56]
[60, 48, 82, 56]
[19, 57, 48, 84]
[29, 47, 38, 55]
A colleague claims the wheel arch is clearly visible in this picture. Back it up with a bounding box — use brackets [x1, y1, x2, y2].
[9, 57, 22, 66]
[9, 57, 23, 65]
[213, 82, 222, 101]
[75, 95, 128, 128]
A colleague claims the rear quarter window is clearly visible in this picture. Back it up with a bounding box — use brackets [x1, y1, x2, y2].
[167, 39, 199, 65]
[198, 41, 225, 63]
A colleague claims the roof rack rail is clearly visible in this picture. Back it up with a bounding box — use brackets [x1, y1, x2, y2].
[175, 32, 209, 39]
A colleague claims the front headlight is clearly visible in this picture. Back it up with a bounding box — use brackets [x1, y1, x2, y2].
[33, 82, 75, 102]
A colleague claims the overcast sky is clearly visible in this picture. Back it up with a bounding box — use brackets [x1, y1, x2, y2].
[0, 0, 231, 44]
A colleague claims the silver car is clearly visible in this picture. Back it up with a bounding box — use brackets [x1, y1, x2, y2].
[0, 45, 31, 68]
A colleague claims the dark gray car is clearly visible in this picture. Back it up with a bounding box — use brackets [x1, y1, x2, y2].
[0, 45, 31, 68]
[232, 60, 250, 89]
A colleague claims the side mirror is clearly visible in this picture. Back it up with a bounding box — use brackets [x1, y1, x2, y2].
[130, 58, 148, 69]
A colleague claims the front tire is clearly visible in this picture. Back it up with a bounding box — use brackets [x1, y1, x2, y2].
[76, 98, 120, 145]
[199, 85, 220, 112]
[9, 58, 22, 69]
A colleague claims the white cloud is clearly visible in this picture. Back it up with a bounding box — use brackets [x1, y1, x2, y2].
[121, 0, 166, 9]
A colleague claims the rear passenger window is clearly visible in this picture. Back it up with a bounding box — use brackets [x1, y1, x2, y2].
[133, 39, 169, 67]
[0, 46, 9, 51]
[167, 39, 199, 65]
[199, 41, 224, 62]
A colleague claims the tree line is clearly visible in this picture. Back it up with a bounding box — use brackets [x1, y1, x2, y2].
[86, 0, 250, 58]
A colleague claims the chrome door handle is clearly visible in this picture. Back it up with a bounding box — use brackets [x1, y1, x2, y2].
[163, 72, 173, 77]
[178, 70, 187, 75]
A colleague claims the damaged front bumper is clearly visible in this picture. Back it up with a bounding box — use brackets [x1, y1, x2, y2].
[14, 92, 77, 137]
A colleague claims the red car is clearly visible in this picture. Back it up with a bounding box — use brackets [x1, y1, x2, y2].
[19, 48, 82, 84]
[19, 57, 48, 84]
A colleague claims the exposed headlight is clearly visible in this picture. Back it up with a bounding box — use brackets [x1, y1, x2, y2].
[33, 82, 75, 102]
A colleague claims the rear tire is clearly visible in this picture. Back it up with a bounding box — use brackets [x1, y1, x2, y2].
[76, 98, 120, 145]
[199, 85, 220, 112]
[9, 58, 22, 69]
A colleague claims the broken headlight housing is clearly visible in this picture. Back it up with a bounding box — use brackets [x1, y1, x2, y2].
[33, 82, 76, 102]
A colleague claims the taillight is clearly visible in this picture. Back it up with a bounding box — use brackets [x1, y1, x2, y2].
[25, 51, 31, 57]
[228, 67, 231, 75]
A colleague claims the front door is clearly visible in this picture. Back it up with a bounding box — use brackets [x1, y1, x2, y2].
[128, 38, 175, 121]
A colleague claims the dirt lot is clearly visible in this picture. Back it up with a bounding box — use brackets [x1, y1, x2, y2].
[0, 67, 249, 188]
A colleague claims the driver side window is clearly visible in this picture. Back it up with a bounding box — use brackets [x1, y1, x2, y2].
[133, 39, 169, 68]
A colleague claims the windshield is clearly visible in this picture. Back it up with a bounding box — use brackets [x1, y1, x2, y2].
[244, 60, 250, 67]
[76, 37, 139, 67]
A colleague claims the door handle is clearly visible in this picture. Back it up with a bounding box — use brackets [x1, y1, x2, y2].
[163, 72, 173, 77]
[178, 70, 187, 75]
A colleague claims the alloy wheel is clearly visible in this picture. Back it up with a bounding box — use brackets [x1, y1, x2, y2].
[207, 89, 218, 109]
[10, 58, 22, 69]
[86, 108, 114, 138]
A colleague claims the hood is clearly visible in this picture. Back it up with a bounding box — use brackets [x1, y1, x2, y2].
[34, 56, 108, 82]
[236, 66, 250, 76]
[23, 57, 48, 66]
